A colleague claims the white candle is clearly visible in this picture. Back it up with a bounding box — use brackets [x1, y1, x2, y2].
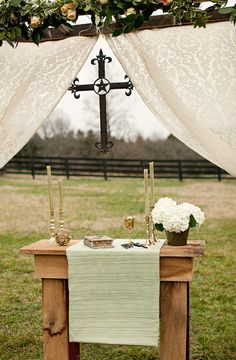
[149, 162, 155, 209]
[144, 169, 149, 217]
[46, 166, 54, 212]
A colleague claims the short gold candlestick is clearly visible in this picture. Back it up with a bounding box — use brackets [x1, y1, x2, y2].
[55, 180, 72, 246]
[150, 220, 157, 244]
[49, 209, 56, 243]
[58, 208, 64, 229]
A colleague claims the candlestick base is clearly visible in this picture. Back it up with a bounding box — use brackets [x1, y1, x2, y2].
[48, 236, 56, 243]
[149, 232, 156, 244]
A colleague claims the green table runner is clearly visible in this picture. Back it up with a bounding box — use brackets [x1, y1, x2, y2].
[67, 239, 165, 346]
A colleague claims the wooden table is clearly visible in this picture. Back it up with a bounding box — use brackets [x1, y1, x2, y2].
[20, 239, 205, 360]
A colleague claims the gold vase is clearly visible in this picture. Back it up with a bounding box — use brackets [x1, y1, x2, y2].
[165, 228, 189, 246]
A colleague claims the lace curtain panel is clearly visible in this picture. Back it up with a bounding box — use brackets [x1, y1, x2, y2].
[1, 23, 236, 175]
[107, 22, 236, 176]
[0, 36, 96, 169]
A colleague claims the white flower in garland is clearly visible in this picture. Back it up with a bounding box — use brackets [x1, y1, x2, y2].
[151, 197, 205, 233]
[125, 7, 137, 16]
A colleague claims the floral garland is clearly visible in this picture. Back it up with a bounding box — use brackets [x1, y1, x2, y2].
[0, 0, 235, 46]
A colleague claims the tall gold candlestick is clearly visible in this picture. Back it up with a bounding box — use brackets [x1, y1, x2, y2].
[46, 165, 55, 242]
[149, 162, 155, 209]
[145, 215, 152, 246]
[144, 169, 149, 217]
[149, 161, 157, 243]
[58, 179, 64, 229]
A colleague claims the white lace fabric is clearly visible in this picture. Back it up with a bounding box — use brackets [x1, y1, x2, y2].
[0, 36, 96, 168]
[107, 22, 236, 176]
[1, 23, 236, 176]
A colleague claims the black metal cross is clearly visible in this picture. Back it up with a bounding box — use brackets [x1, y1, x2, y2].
[68, 49, 133, 153]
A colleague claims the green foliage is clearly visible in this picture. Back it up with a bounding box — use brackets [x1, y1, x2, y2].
[155, 223, 164, 232]
[189, 213, 197, 228]
[218, 4, 236, 24]
[32, 29, 41, 45]
[0, 0, 233, 46]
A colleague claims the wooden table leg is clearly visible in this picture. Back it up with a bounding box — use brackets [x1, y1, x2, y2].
[186, 282, 190, 360]
[160, 282, 188, 360]
[42, 279, 81, 360]
[42, 279, 80, 360]
[69, 342, 80, 360]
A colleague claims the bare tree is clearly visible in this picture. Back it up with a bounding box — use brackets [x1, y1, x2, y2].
[37, 108, 72, 139]
[80, 89, 138, 143]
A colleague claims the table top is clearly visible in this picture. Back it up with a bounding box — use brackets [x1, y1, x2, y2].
[20, 239, 205, 258]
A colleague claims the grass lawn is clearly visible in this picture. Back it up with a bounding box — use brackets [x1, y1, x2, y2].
[0, 175, 235, 360]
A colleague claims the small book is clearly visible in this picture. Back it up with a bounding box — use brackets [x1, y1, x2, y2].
[83, 235, 114, 249]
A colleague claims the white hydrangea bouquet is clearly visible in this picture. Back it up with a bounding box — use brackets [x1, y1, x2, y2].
[151, 197, 205, 245]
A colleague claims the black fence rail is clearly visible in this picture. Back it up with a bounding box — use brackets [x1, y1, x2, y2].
[1, 156, 232, 181]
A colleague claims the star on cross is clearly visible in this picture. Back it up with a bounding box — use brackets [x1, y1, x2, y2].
[94, 78, 110, 95]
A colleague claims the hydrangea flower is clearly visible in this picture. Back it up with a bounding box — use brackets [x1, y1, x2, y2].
[151, 197, 205, 233]
[162, 206, 190, 233]
[179, 202, 205, 225]
[151, 197, 177, 224]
